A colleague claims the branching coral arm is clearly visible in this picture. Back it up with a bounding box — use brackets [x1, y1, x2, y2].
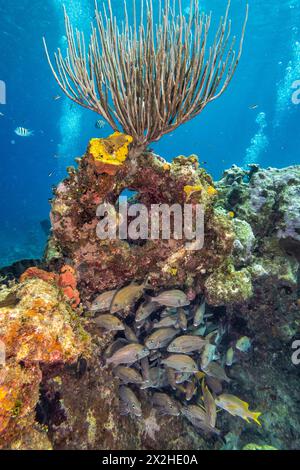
[43, 0, 248, 149]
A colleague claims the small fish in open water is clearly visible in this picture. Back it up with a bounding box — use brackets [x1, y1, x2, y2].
[14, 127, 34, 137]
[95, 119, 106, 129]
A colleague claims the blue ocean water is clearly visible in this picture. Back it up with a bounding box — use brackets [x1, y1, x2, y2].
[0, 0, 299, 268]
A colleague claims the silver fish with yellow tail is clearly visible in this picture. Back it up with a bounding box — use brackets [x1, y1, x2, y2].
[215, 394, 262, 425]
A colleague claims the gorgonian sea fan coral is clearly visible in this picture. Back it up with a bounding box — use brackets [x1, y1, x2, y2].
[43, 0, 248, 150]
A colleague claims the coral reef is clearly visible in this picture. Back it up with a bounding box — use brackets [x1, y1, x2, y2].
[47, 137, 241, 307]
[210, 164, 300, 450]
[1, 0, 296, 450]
[216, 164, 300, 342]
[2, 157, 300, 450]
[38, 335, 215, 451]
[0, 273, 90, 449]
[217, 164, 300, 250]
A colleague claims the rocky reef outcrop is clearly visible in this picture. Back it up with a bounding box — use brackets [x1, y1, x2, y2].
[213, 164, 300, 450]
[46, 133, 249, 307]
[1, 143, 299, 450]
[216, 164, 300, 343]
[0, 272, 90, 449]
[45, 156, 300, 450]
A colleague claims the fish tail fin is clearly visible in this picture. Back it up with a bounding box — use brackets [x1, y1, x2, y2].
[252, 412, 262, 426]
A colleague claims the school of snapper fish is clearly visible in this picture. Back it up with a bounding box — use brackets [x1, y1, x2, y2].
[90, 283, 262, 435]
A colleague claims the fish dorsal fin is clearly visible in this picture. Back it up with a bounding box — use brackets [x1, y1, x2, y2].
[205, 330, 218, 344]
[143, 274, 152, 289]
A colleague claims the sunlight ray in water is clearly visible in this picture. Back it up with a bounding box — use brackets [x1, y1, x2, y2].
[53, 0, 93, 173]
[243, 111, 269, 167]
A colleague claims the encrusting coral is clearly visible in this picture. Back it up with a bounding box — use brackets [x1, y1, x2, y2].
[0, 272, 90, 449]
[215, 164, 300, 342]
[88, 132, 134, 176]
